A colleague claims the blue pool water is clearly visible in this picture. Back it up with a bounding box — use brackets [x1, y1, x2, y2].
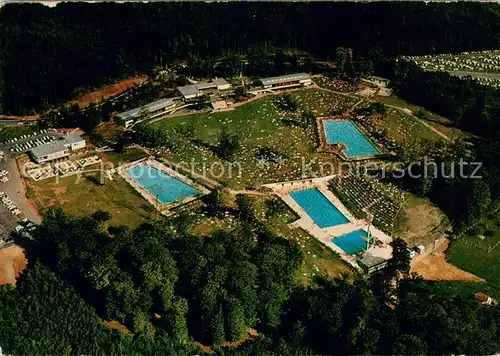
[290, 188, 349, 228]
[332, 229, 369, 255]
[127, 164, 200, 204]
[323, 120, 380, 157]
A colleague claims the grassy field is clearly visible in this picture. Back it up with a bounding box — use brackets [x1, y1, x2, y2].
[375, 95, 468, 141]
[151, 90, 354, 189]
[0, 125, 38, 142]
[446, 212, 500, 297]
[101, 146, 148, 167]
[384, 108, 443, 143]
[26, 173, 160, 228]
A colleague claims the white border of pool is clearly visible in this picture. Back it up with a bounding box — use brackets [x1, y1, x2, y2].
[263, 177, 393, 271]
[118, 158, 210, 215]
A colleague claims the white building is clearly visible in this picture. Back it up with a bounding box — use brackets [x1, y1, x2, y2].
[178, 85, 203, 100]
[260, 73, 312, 90]
[115, 97, 178, 127]
[30, 134, 86, 164]
[178, 78, 232, 100]
[212, 78, 231, 90]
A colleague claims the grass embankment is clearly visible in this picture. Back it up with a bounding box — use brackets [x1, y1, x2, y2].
[152, 90, 355, 189]
[446, 210, 500, 297]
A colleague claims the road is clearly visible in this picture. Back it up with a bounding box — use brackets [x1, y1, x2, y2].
[0, 130, 64, 224]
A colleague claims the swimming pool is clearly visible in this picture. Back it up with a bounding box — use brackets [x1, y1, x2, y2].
[290, 188, 349, 228]
[331, 229, 369, 255]
[323, 120, 380, 157]
[127, 164, 200, 204]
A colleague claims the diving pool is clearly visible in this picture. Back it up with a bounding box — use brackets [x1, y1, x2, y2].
[127, 164, 200, 204]
[331, 229, 369, 255]
[290, 188, 349, 228]
[323, 120, 380, 157]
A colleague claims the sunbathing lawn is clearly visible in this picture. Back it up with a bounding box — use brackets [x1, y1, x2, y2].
[375, 95, 467, 141]
[385, 108, 443, 143]
[25, 173, 160, 228]
[101, 147, 147, 167]
[151, 91, 354, 189]
[446, 211, 500, 297]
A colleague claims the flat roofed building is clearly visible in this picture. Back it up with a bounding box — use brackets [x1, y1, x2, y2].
[116, 98, 177, 126]
[212, 78, 231, 90]
[63, 133, 86, 150]
[195, 82, 217, 90]
[30, 134, 86, 164]
[178, 85, 203, 100]
[357, 245, 392, 274]
[31, 142, 70, 164]
[260, 72, 312, 90]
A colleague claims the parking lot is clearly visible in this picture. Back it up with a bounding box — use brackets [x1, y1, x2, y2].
[3, 128, 60, 153]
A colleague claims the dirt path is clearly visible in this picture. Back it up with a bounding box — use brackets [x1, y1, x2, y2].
[0, 244, 27, 285]
[411, 238, 485, 283]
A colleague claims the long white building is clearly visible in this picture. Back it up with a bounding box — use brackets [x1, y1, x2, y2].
[260, 73, 312, 90]
[115, 97, 178, 127]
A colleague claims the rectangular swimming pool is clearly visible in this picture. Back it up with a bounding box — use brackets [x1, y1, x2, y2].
[127, 164, 200, 204]
[323, 120, 380, 157]
[331, 229, 368, 255]
[290, 188, 349, 228]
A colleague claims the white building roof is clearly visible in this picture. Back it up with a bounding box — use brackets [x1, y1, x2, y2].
[31, 141, 67, 157]
[63, 133, 85, 145]
[213, 78, 230, 86]
[178, 85, 202, 97]
[260, 72, 310, 86]
[195, 82, 217, 90]
[31, 134, 85, 158]
[116, 97, 177, 120]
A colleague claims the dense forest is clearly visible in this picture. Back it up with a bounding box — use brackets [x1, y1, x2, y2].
[1, 2, 500, 114]
[1, 207, 498, 355]
[376, 60, 500, 229]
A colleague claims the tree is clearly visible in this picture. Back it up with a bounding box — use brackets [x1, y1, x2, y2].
[392, 334, 428, 355]
[387, 238, 411, 277]
[212, 305, 226, 345]
[235, 194, 256, 222]
[202, 188, 226, 217]
[299, 110, 315, 129]
[225, 298, 247, 341]
[217, 130, 240, 160]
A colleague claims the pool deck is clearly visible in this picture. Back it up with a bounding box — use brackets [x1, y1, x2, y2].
[266, 177, 393, 271]
[117, 158, 210, 215]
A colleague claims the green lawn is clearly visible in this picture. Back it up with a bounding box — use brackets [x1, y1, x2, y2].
[375, 95, 467, 141]
[26, 173, 160, 228]
[0, 125, 38, 142]
[151, 91, 352, 189]
[385, 108, 442, 143]
[101, 147, 148, 167]
[446, 212, 500, 297]
[446, 218, 500, 298]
